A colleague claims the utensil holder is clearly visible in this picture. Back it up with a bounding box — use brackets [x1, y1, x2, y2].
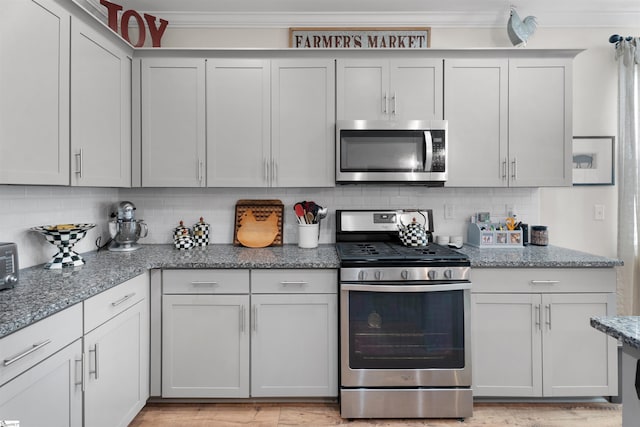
[298, 223, 319, 248]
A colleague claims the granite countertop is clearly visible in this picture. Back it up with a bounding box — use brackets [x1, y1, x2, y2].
[0, 244, 339, 339]
[0, 243, 622, 339]
[457, 244, 622, 268]
[591, 316, 640, 350]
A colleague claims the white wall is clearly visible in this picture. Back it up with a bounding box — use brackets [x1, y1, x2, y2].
[0, 186, 119, 268]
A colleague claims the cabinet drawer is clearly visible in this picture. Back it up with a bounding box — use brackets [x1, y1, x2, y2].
[84, 273, 148, 334]
[0, 303, 82, 386]
[251, 269, 337, 294]
[471, 268, 616, 293]
[163, 269, 249, 294]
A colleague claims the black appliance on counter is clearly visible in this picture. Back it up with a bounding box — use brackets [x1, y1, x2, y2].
[336, 209, 472, 419]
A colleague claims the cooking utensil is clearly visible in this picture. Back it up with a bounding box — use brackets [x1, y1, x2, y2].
[294, 203, 305, 224]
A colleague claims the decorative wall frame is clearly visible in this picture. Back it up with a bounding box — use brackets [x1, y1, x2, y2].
[572, 136, 615, 186]
[289, 27, 431, 49]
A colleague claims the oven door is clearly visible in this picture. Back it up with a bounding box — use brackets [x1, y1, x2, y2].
[340, 282, 471, 388]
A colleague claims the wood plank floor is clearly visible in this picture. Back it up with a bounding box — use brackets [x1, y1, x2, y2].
[129, 401, 621, 426]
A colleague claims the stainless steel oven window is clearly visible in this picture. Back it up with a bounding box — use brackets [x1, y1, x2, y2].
[346, 288, 465, 370]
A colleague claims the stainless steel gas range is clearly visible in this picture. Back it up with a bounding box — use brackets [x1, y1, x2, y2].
[336, 209, 472, 420]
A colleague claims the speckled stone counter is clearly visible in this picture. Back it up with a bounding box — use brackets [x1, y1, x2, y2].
[0, 244, 339, 339]
[591, 316, 640, 426]
[1, 243, 622, 339]
[591, 316, 640, 350]
[457, 244, 622, 268]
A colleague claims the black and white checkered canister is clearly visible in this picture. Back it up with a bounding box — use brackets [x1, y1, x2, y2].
[192, 217, 210, 247]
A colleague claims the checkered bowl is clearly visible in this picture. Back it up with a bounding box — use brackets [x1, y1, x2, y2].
[30, 223, 96, 269]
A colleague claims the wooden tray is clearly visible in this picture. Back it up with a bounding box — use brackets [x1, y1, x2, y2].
[233, 199, 284, 246]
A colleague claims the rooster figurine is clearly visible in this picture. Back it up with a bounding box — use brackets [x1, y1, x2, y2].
[507, 7, 537, 47]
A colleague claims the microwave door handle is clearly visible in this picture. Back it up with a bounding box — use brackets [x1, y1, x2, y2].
[424, 131, 433, 172]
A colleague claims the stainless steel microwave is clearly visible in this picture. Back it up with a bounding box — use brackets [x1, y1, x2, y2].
[336, 120, 448, 185]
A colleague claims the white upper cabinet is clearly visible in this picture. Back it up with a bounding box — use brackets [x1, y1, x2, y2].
[1, 0, 70, 185]
[206, 58, 335, 187]
[445, 57, 573, 187]
[508, 58, 573, 187]
[444, 59, 508, 187]
[71, 18, 132, 187]
[141, 58, 206, 187]
[336, 58, 443, 121]
[206, 59, 271, 187]
[271, 59, 335, 187]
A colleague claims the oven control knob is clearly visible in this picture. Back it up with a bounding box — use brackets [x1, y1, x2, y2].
[401, 270, 409, 280]
[428, 270, 438, 280]
[444, 269, 453, 279]
[358, 271, 367, 280]
[375, 270, 383, 280]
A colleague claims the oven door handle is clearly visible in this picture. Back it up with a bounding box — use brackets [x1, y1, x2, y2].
[341, 282, 471, 293]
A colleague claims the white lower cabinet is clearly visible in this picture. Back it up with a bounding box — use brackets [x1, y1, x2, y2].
[83, 273, 150, 427]
[471, 268, 618, 398]
[251, 270, 338, 397]
[162, 294, 250, 398]
[0, 340, 83, 427]
[161, 269, 338, 399]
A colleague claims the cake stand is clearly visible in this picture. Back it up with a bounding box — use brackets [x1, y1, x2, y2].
[30, 223, 96, 269]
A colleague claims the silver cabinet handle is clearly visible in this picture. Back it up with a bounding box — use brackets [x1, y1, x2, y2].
[264, 157, 269, 183]
[535, 304, 541, 330]
[240, 305, 245, 333]
[502, 159, 507, 180]
[252, 305, 258, 333]
[75, 149, 83, 178]
[4, 339, 52, 366]
[383, 92, 388, 114]
[545, 304, 552, 330]
[190, 281, 218, 286]
[198, 159, 204, 185]
[75, 355, 84, 390]
[391, 91, 397, 116]
[280, 281, 308, 286]
[89, 343, 99, 379]
[271, 158, 277, 185]
[530, 280, 560, 285]
[111, 292, 136, 307]
[511, 157, 517, 180]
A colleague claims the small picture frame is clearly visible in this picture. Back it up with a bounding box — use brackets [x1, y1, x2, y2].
[481, 233, 494, 245]
[496, 232, 507, 244]
[572, 136, 615, 186]
[509, 232, 522, 244]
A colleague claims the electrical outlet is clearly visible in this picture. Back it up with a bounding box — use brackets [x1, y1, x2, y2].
[594, 204, 605, 221]
[444, 204, 456, 219]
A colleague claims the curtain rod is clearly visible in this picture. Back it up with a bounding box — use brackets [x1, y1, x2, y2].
[609, 34, 633, 43]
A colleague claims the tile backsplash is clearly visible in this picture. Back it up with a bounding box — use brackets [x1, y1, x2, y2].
[1, 185, 539, 268]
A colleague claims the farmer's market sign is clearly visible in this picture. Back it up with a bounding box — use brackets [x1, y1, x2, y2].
[289, 27, 431, 49]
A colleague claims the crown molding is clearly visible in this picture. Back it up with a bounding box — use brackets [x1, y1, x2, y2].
[78, 0, 640, 29]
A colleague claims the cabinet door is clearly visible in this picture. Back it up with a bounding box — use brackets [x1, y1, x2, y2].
[207, 59, 270, 187]
[472, 293, 542, 397]
[390, 59, 443, 121]
[162, 294, 250, 398]
[542, 293, 618, 397]
[251, 293, 338, 397]
[0, 340, 82, 427]
[141, 58, 206, 187]
[84, 300, 149, 427]
[336, 59, 388, 120]
[508, 58, 572, 187]
[272, 59, 335, 187]
[71, 19, 131, 187]
[0, 0, 70, 185]
[444, 59, 508, 187]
